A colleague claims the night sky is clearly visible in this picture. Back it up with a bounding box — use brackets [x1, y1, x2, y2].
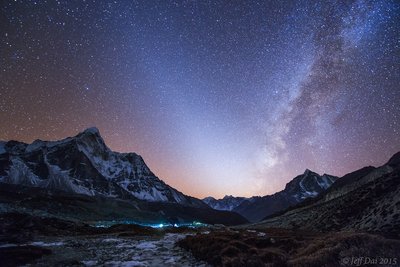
[1, 1, 399, 198]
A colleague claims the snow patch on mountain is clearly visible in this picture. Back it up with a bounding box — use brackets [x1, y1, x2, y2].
[45, 158, 94, 196]
[26, 140, 46, 153]
[297, 175, 318, 200]
[4, 158, 42, 186]
[319, 174, 335, 189]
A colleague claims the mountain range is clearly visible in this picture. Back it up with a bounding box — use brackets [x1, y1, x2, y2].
[1, 128, 399, 266]
[202, 195, 249, 211]
[1, 127, 399, 234]
[251, 151, 400, 238]
[203, 170, 338, 222]
[0, 128, 246, 225]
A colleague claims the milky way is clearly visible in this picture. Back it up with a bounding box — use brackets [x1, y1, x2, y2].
[1, 0, 399, 198]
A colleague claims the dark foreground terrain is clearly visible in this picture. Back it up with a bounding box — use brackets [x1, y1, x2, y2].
[178, 228, 400, 267]
[1, 212, 400, 267]
[0, 212, 209, 266]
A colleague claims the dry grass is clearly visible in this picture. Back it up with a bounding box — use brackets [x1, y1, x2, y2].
[177, 228, 400, 267]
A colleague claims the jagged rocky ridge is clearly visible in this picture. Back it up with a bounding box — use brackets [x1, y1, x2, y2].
[252, 152, 400, 238]
[203, 170, 337, 222]
[202, 195, 249, 211]
[0, 128, 205, 208]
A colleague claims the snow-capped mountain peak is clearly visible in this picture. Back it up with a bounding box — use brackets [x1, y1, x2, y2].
[202, 195, 248, 211]
[82, 127, 101, 135]
[0, 128, 206, 208]
[285, 169, 338, 201]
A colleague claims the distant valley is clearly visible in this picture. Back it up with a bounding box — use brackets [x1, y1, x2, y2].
[203, 170, 337, 222]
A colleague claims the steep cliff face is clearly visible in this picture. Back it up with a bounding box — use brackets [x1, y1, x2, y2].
[0, 128, 205, 208]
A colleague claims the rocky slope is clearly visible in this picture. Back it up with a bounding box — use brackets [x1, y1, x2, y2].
[212, 170, 337, 222]
[252, 152, 400, 238]
[178, 228, 400, 267]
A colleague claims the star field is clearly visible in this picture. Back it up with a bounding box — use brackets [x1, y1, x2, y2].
[1, 0, 399, 198]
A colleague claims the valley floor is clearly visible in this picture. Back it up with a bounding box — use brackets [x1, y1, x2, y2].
[1, 233, 208, 266]
[1, 212, 399, 267]
[0, 212, 210, 266]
